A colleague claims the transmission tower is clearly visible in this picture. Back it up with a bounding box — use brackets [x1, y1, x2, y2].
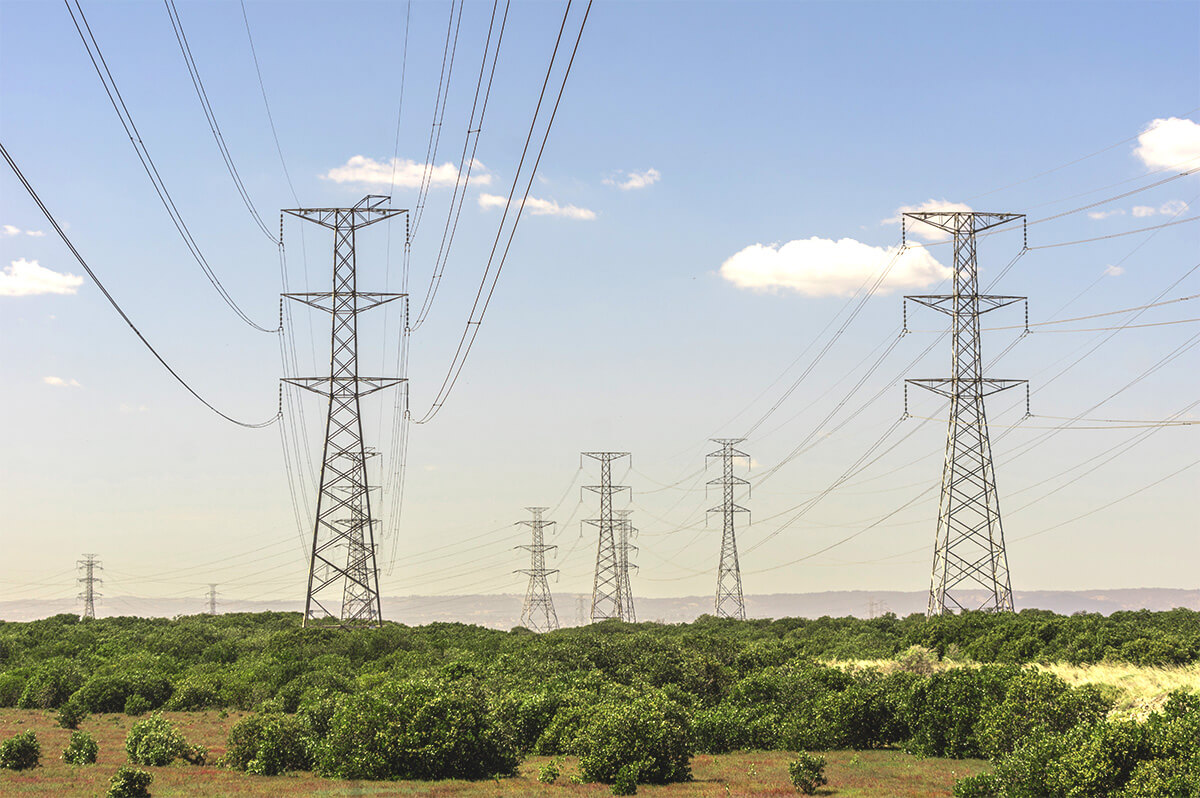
[614, 509, 638, 623]
[582, 451, 630, 621]
[516, 507, 559, 632]
[206, 584, 218, 616]
[76, 554, 101, 620]
[282, 195, 408, 628]
[903, 210, 1027, 616]
[707, 439, 750, 619]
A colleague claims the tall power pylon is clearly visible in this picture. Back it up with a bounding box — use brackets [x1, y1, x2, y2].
[582, 451, 630, 621]
[77, 554, 101, 620]
[614, 509, 638, 623]
[206, 584, 219, 616]
[903, 210, 1027, 616]
[707, 439, 750, 619]
[283, 195, 408, 628]
[517, 507, 559, 632]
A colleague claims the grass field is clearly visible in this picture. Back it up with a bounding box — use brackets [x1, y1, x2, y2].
[0, 710, 987, 797]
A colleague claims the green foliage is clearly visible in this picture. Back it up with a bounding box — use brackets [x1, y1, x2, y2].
[612, 763, 638, 795]
[183, 743, 208, 766]
[107, 765, 153, 798]
[62, 730, 99, 765]
[575, 691, 693, 785]
[314, 676, 519, 781]
[538, 758, 561, 784]
[77, 672, 173, 714]
[125, 712, 188, 766]
[17, 659, 82, 709]
[975, 669, 1111, 760]
[223, 712, 312, 775]
[124, 694, 150, 716]
[56, 694, 89, 729]
[903, 665, 1018, 758]
[0, 673, 24, 707]
[788, 752, 828, 794]
[0, 729, 40, 770]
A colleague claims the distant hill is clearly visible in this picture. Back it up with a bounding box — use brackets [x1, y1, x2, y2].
[2, 588, 1196, 627]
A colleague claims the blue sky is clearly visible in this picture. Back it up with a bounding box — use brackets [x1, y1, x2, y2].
[1, 0, 1197, 612]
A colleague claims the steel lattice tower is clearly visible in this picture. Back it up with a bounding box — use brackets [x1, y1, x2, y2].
[903, 211, 1027, 616]
[77, 554, 101, 620]
[206, 584, 218, 616]
[582, 451, 630, 621]
[517, 507, 560, 632]
[614, 509, 638, 623]
[707, 439, 750, 619]
[283, 195, 408, 628]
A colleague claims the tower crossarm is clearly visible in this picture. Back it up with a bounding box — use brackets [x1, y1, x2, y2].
[283, 291, 407, 314]
[284, 197, 407, 230]
[903, 211, 1023, 235]
[905, 294, 1026, 316]
[907, 377, 1027, 399]
[283, 376, 406, 398]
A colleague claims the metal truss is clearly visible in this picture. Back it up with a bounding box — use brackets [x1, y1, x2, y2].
[582, 451, 631, 621]
[614, 509, 638, 623]
[284, 195, 407, 628]
[903, 211, 1025, 616]
[77, 554, 102, 620]
[517, 507, 560, 632]
[707, 439, 750, 620]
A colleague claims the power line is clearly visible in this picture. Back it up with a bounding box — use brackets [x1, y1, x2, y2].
[1028, 216, 1199, 249]
[1, 139, 281, 428]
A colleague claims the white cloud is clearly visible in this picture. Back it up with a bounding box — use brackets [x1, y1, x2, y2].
[1088, 209, 1125, 220]
[321, 155, 491, 188]
[44, 376, 81, 388]
[1132, 205, 1156, 218]
[1134, 117, 1200, 170]
[1, 225, 46, 237]
[0, 258, 85, 297]
[719, 237, 949, 297]
[477, 193, 596, 221]
[1104, 265, 1125, 277]
[603, 168, 661, 190]
[884, 199, 974, 241]
[1132, 200, 1190, 218]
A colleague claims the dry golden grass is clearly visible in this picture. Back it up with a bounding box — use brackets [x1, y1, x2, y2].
[1033, 662, 1200, 720]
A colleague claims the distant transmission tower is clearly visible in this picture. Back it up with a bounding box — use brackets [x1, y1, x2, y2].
[707, 439, 750, 619]
[903, 210, 1027, 616]
[516, 507, 559, 632]
[614, 509, 638, 623]
[582, 451, 631, 621]
[283, 195, 408, 628]
[77, 554, 102, 620]
[206, 584, 219, 616]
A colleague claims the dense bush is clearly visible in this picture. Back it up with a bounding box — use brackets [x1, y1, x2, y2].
[77, 672, 173, 714]
[575, 691, 693, 785]
[17, 659, 82, 709]
[314, 676, 519, 781]
[0, 673, 24, 707]
[0, 729, 40, 770]
[56, 694, 89, 729]
[62, 730, 99, 765]
[788, 752, 828, 794]
[223, 712, 313, 775]
[108, 765, 153, 798]
[612, 764, 638, 795]
[903, 665, 1018, 758]
[125, 713, 188, 766]
[975, 669, 1111, 760]
[124, 694, 150, 716]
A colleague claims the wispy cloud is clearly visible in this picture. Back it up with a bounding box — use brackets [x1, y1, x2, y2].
[883, 199, 974, 242]
[322, 155, 491, 188]
[1104, 265, 1125, 277]
[603, 168, 661, 190]
[0, 258, 85, 297]
[720, 237, 949, 297]
[1134, 117, 1200, 171]
[478, 193, 596, 221]
[44, 376, 81, 388]
[1132, 200, 1189, 218]
[1088, 209, 1126, 220]
[2, 225, 44, 237]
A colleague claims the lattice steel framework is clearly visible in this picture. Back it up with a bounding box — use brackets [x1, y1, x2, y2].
[517, 507, 560, 632]
[283, 195, 407, 628]
[614, 509, 638, 623]
[77, 554, 101, 620]
[707, 439, 750, 619]
[903, 211, 1026, 616]
[206, 584, 218, 616]
[582, 451, 630, 621]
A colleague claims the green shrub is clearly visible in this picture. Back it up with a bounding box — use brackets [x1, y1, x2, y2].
[124, 694, 150, 716]
[975, 668, 1111, 760]
[183, 743, 208, 766]
[223, 712, 312, 775]
[125, 713, 188, 766]
[612, 763, 638, 795]
[903, 665, 1017, 758]
[952, 772, 997, 798]
[575, 691, 693, 785]
[0, 673, 25, 707]
[62, 730, 99, 765]
[56, 695, 89, 729]
[17, 660, 82, 709]
[78, 672, 173, 714]
[314, 677, 519, 780]
[538, 758, 560, 784]
[0, 729, 40, 770]
[108, 765, 153, 798]
[788, 752, 827, 794]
